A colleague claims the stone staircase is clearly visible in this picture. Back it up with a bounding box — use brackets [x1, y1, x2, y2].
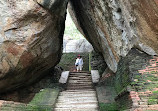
[54, 72, 99, 111]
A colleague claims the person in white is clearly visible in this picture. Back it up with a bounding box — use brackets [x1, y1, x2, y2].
[75, 55, 83, 72]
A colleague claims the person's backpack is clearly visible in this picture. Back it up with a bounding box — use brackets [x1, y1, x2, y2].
[76, 63, 79, 66]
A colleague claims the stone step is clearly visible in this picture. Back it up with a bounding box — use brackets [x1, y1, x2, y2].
[72, 79, 91, 80]
[68, 83, 92, 85]
[54, 108, 98, 111]
[69, 78, 91, 79]
[68, 82, 92, 84]
[59, 93, 96, 95]
[57, 100, 98, 104]
[67, 85, 93, 87]
[69, 75, 91, 77]
[68, 79, 91, 81]
[68, 80, 92, 83]
[69, 74, 91, 77]
[68, 81, 92, 83]
[57, 101, 98, 104]
[59, 93, 96, 96]
[58, 96, 97, 100]
[57, 98, 97, 102]
[67, 85, 93, 88]
[70, 72, 90, 75]
[68, 79, 92, 80]
[70, 71, 90, 73]
[66, 88, 93, 90]
[56, 100, 98, 104]
[58, 95, 97, 98]
[56, 101, 98, 105]
[69, 74, 91, 76]
[65, 89, 95, 92]
[55, 103, 98, 109]
[55, 106, 98, 110]
[68, 83, 92, 84]
[69, 79, 92, 81]
[68, 78, 91, 80]
[59, 92, 96, 95]
[69, 76, 91, 78]
[54, 72, 98, 111]
[60, 91, 96, 94]
[67, 86, 93, 87]
[67, 84, 93, 86]
[57, 97, 97, 100]
[55, 103, 98, 108]
[62, 90, 96, 92]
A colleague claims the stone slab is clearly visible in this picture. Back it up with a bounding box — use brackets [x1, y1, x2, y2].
[91, 70, 100, 83]
[59, 71, 70, 84]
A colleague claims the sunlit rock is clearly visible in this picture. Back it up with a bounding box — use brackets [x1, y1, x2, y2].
[63, 39, 93, 53]
[0, 0, 68, 93]
[69, 0, 158, 72]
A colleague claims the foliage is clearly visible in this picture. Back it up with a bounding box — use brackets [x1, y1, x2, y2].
[0, 88, 60, 111]
[90, 51, 107, 75]
[99, 103, 118, 111]
[58, 53, 89, 71]
[64, 12, 84, 40]
[148, 99, 158, 105]
[147, 90, 158, 105]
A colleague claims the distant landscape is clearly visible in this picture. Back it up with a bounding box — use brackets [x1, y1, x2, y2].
[64, 12, 84, 40]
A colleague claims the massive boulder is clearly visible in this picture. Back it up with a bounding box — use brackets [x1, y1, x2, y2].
[68, 0, 158, 72]
[63, 39, 93, 53]
[0, 0, 68, 93]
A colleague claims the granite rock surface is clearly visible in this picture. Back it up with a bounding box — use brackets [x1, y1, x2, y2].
[0, 0, 68, 93]
[69, 0, 158, 72]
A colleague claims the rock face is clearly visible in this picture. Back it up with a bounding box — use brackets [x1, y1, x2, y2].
[63, 39, 93, 53]
[0, 66, 62, 103]
[90, 51, 107, 75]
[68, 0, 158, 72]
[0, 0, 68, 93]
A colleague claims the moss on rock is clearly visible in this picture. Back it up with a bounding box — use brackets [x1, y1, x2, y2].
[99, 103, 118, 111]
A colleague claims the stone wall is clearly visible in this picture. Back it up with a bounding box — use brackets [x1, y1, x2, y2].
[114, 48, 158, 110]
[90, 51, 107, 75]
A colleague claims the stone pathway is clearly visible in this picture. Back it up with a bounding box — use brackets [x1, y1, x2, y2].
[54, 72, 99, 111]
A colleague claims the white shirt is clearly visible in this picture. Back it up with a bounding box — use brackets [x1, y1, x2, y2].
[75, 58, 83, 66]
